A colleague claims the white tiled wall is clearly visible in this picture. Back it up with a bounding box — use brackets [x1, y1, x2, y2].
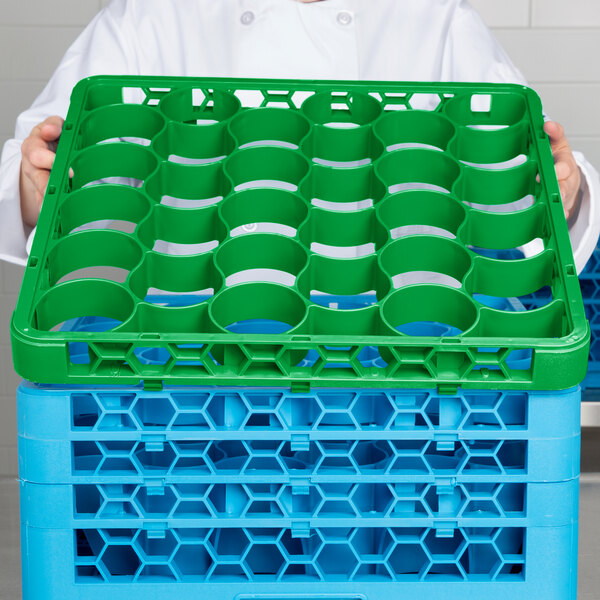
[0, 0, 599, 475]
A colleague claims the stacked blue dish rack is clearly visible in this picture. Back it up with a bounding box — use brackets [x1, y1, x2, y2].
[17, 296, 581, 600]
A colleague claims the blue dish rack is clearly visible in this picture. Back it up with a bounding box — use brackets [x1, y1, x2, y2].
[18, 382, 581, 599]
[17, 295, 581, 599]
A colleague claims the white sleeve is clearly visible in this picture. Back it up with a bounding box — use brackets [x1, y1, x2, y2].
[0, 0, 137, 265]
[446, 0, 600, 274]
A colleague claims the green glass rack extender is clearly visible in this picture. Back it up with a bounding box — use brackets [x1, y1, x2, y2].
[10, 76, 590, 390]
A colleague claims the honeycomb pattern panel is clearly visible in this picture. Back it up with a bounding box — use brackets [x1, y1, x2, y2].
[70, 388, 528, 433]
[12, 77, 587, 390]
[72, 438, 527, 479]
[75, 526, 525, 583]
[73, 481, 525, 522]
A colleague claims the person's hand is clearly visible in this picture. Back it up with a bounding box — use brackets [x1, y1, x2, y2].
[544, 121, 582, 226]
[19, 115, 64, 228]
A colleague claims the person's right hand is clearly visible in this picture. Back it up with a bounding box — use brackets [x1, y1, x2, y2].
[19, 116, 64, 228]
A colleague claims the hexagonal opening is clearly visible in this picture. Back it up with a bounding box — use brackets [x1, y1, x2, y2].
[389, 441, 428, 474]
[351, 528, 394, 557]
[132, 346, 172, 366]
[133, 442, 176, 474]
[317, 543, 357, 577]
[423, 441, 466, 474]
[460, 543, 501, 575]
[279, 529, 322, 560]
[207, 484, 250, 517]
[277, 486, 319, 517]
[135, 486, 177, 517]
[352, 441, 393, 471]
[352, 483, 394, 515]
[279, 396, 320, 428]
[428, 350, 474, 380]
[173, 544, 213, 577]
[136, 530, 178, 561]
[387, 543, 428, 576]
[351, 393, 394, 428]
[423, 485, 465, 517]
[408, 93, 442, 111]
[206, 440, 248, 472]
[132, 396, 176, 429]
[424, 530, 464, 559]
[209, 528, 250, 558]
[245, 544, 285, 577]
[206, 394, 248, 429]
[100, 545, 141, 578]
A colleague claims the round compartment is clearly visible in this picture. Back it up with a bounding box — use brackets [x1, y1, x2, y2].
[301, 163, 387, 210]
[210, 283, 307, 334]
[153, 120, 236, 164]
[225, 146, 309, 192]
[46, 229, 143, 286]
[301, 208, 383, 258]
[377, 190, 466, 240]
[299, 255, 389, 302]
[380, 236, 473, 290]
[229, 107, 311, 149]
[129, 253, 223, 303]
[137, 204, 227, 255]
[159, 88, 240, 125]
[34, 279, 135, 332]
[374, 110, 456, 152]
[58, 186, 151, 236]
[458, 160, 538, 210]
[70, 143, 158, 190]
[302, 92, 382, 127]
[381, 285, 478, 336]
[376, 148, 461, 195]
[78, 104, 166, 148]
[220, 188, 309, 237]
[215, 234, 308, 287]
[145, 161, 232, 208]
[301, 125, 384, 165]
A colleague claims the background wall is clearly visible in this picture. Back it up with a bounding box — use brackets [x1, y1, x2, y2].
[0, 0, 599, 475]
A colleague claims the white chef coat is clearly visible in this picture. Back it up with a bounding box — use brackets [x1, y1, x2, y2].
[1, 0, 599, 272]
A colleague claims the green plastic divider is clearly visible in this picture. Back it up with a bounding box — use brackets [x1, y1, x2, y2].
[10, 76, 589, 389]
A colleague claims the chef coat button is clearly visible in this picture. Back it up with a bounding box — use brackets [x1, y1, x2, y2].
[337, 11, 353, 26]
[241, 11, 255, 25]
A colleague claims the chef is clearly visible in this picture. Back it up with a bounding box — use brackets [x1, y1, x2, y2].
[1, 0, 597, 270]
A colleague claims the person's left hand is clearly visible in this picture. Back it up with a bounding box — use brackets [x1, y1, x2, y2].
[544, 121, 581, 225]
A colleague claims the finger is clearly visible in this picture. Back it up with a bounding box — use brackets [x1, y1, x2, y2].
[28, 168, 51, 198]
[39, 116, 64, 143]
[544, 121, 566, 146]
[28, 146, 56, 171]
[554, 160, 573, 181]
